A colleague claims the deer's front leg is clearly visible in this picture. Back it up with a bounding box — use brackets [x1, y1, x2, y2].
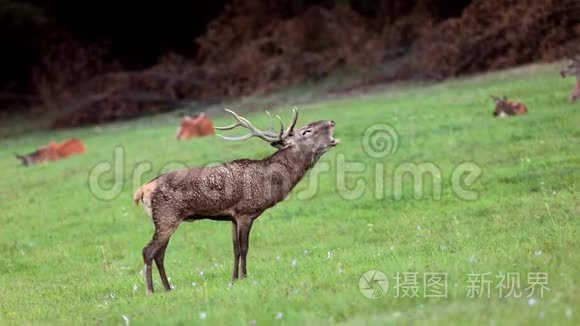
[231, 221, 240, 280]
[238, 219, 254, 279]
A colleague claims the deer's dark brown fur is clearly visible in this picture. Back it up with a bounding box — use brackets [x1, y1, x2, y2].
[133, 109, 338, 294]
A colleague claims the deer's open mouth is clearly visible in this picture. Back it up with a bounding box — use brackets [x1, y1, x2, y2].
[329, 124, 339, 146]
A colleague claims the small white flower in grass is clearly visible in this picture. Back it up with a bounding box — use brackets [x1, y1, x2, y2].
[192, 282, 197, 287]
[528, 298, 537, 306]
[534, 250, 542, 256]
[303, 249, 310, 255]
[252, 281, 258, 286]
[552, 190, 557, 196]
[327, 251, 333, 259]
[139, 269, 144, 276]
[132, 284, 138, 292]
[199, 312, 208, 320]
[416, 225, 422, 231]
[275, 312, 283, 320]
[227, 282, 233, 289]
[122, 315, 130, 326]
[249, 320, 257, 326]
[170, 284, 176, 290]
[199, 271, 205, 276]
[276, 255, 281, 261]
[390, 246, 395, 251]
[392, 312, 401, 318]
[291, 259, 297, 268]
[565, 308, 573, 318]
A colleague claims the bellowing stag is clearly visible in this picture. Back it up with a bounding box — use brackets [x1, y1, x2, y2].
[133, 108, 339, 294]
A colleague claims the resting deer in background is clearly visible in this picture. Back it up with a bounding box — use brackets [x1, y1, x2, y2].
[15, 138, 86, 166]
[133, 108, 339, 294]
[491, 95, 528, 117]
[176, 112, 215, 140]
[560, 56, 580, 102]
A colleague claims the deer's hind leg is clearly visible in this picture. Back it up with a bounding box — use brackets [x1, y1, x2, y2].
[154, 241, 172, 291]
[143, 216, 179, 295]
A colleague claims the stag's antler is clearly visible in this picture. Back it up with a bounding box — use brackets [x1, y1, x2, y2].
[215, 109, 282, 142]
[216, 108, 299, 142]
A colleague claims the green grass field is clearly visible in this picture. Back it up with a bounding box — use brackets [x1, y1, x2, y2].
[0, 63, 578, 325]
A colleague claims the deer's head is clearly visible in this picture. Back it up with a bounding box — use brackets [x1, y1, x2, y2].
[491, 95, 509, 117]
[216, 108, 339, 157]
[15, 153, 33, 166]
[561, 56, 580, 78]
[14, 148, 47, 166]
[561, 56, 580, 102]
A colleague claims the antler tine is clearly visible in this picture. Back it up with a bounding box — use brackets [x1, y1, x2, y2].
[217, 134, 255, 141]
[275, 115, 284, 138]
[265, 111, 273, 132]
[285, 107, 299, 135]
[216, 109, 280, 142]
[262, 110, 284, 138]
[215, 109, 244, 130]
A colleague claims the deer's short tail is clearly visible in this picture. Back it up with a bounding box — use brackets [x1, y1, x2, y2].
[132, 179, 158, 217]
[133, 186, 145, 206]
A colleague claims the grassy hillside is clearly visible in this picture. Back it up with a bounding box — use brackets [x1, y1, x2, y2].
[0, 63, 578, 325]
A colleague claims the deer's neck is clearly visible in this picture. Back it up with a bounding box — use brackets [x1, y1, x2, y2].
[266, 145, 319, 189]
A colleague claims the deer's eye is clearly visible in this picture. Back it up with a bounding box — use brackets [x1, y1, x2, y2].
[302, 130, 312, 136]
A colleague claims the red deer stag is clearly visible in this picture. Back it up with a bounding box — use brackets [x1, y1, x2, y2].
[560, 56, 580, 102]
[491, 95, 528, 117]
[15, 138, 86, 166]
[176, 112, 215, 140]
[133, 108, 339, 294]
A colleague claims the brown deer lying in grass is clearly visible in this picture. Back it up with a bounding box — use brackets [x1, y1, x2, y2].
[15, 138, 86, 166]
[491, 95, 528, 117]
[560, 56, 580, 102]
[176, 112, 215, 140]
[133, 108, 339, 294]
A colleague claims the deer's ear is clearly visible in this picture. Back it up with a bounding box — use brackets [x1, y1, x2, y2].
[270, 140, 286, 149]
